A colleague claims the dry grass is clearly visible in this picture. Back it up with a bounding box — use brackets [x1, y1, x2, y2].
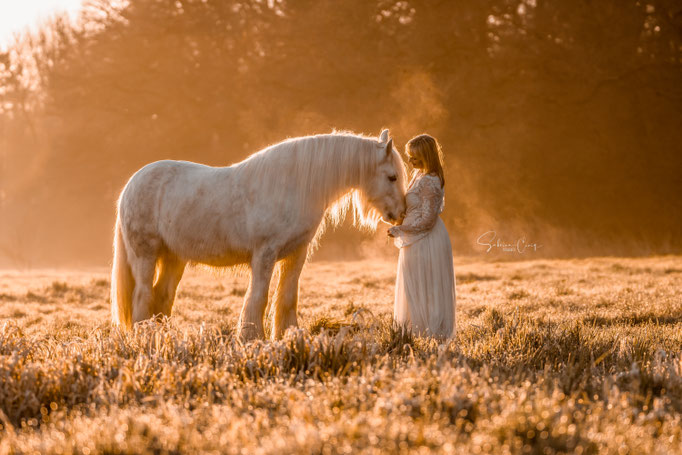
[1, 256, 682, 454]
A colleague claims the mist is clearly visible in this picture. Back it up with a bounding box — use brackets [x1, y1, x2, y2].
[1, 0, 681, 267]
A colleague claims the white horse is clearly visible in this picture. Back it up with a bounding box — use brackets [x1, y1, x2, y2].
[111, 129, 406, 339]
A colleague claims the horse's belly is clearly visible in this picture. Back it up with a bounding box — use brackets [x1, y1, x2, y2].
[161, 220, 251, 265]
[190, 250, 251, 268]
[163, 212, 317, 266]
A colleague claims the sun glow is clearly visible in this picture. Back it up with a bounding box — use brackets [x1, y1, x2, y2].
[0, 0, 83, 50]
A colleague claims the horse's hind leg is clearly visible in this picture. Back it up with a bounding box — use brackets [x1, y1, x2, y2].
[238, 248, 277, 341]
[152, 253, 186, 318]
[130, 252, 157, 324]
[271, 245, 307, 340]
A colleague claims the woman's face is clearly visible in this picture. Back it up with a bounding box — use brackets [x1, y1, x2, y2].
[408, 154, 424, 170]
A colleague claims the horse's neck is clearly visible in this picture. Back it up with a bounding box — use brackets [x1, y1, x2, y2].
[237, 135, 373, 212]
[318, 138, 372, 203]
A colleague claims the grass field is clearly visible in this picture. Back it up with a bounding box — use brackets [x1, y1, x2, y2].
[1, 256, 681, 454]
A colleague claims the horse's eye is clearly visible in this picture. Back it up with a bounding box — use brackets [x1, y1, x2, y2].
[388, 175, 397, 182]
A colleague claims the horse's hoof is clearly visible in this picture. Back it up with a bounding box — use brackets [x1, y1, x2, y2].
[237, 323, 264, 342]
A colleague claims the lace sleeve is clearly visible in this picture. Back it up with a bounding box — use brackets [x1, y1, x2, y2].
[390, 175, 443, 236]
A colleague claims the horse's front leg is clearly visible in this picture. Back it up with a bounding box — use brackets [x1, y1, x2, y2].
[238, 248, 276, 341]
[271, 245, 307, 340]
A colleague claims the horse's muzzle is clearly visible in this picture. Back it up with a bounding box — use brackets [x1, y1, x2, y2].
[387, 211, 405, 225]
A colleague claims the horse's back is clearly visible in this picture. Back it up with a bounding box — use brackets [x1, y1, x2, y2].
[118, 160, 251, 264]
[120, 160, 205, 221]
[125, 160, 213, 188]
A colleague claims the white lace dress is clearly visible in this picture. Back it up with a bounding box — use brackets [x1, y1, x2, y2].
[388, 173, 456, 339]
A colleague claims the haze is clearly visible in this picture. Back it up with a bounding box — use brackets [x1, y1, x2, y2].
[1, 0, 681, 267]
[0, 0, 82, 50]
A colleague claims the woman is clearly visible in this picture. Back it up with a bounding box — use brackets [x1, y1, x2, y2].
[388, 134, 456, 339]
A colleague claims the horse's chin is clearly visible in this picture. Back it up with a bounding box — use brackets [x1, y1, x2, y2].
[380, 216, 400, 226]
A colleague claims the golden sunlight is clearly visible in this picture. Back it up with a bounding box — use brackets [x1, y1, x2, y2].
[0, 0, 83, 49]
[0, 1, 680, 453]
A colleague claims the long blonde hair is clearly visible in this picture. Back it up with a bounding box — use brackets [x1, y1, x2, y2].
[406, 134, 445, 188]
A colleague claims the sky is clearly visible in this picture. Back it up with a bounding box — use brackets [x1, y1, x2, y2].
[0, 0, 83, 50]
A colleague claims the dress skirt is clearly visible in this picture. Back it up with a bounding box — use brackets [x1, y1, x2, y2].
[394, 217, 456, 339]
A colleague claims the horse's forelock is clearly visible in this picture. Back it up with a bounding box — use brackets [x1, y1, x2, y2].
[391, 148, 409, 192]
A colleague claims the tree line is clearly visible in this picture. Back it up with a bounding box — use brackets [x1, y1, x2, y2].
[1, 0, 681, 265]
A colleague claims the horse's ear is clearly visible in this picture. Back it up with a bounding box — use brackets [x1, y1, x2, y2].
[385, 138, 393, 156]
[379, 129, 389, 143]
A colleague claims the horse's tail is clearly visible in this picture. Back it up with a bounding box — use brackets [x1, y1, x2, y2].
[111, 217, 134, 330]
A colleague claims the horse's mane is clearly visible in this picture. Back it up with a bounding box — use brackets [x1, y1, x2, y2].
[235, 131, 404, 254]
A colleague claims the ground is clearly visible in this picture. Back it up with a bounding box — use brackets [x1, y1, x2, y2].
[0, 256, 681, 454]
